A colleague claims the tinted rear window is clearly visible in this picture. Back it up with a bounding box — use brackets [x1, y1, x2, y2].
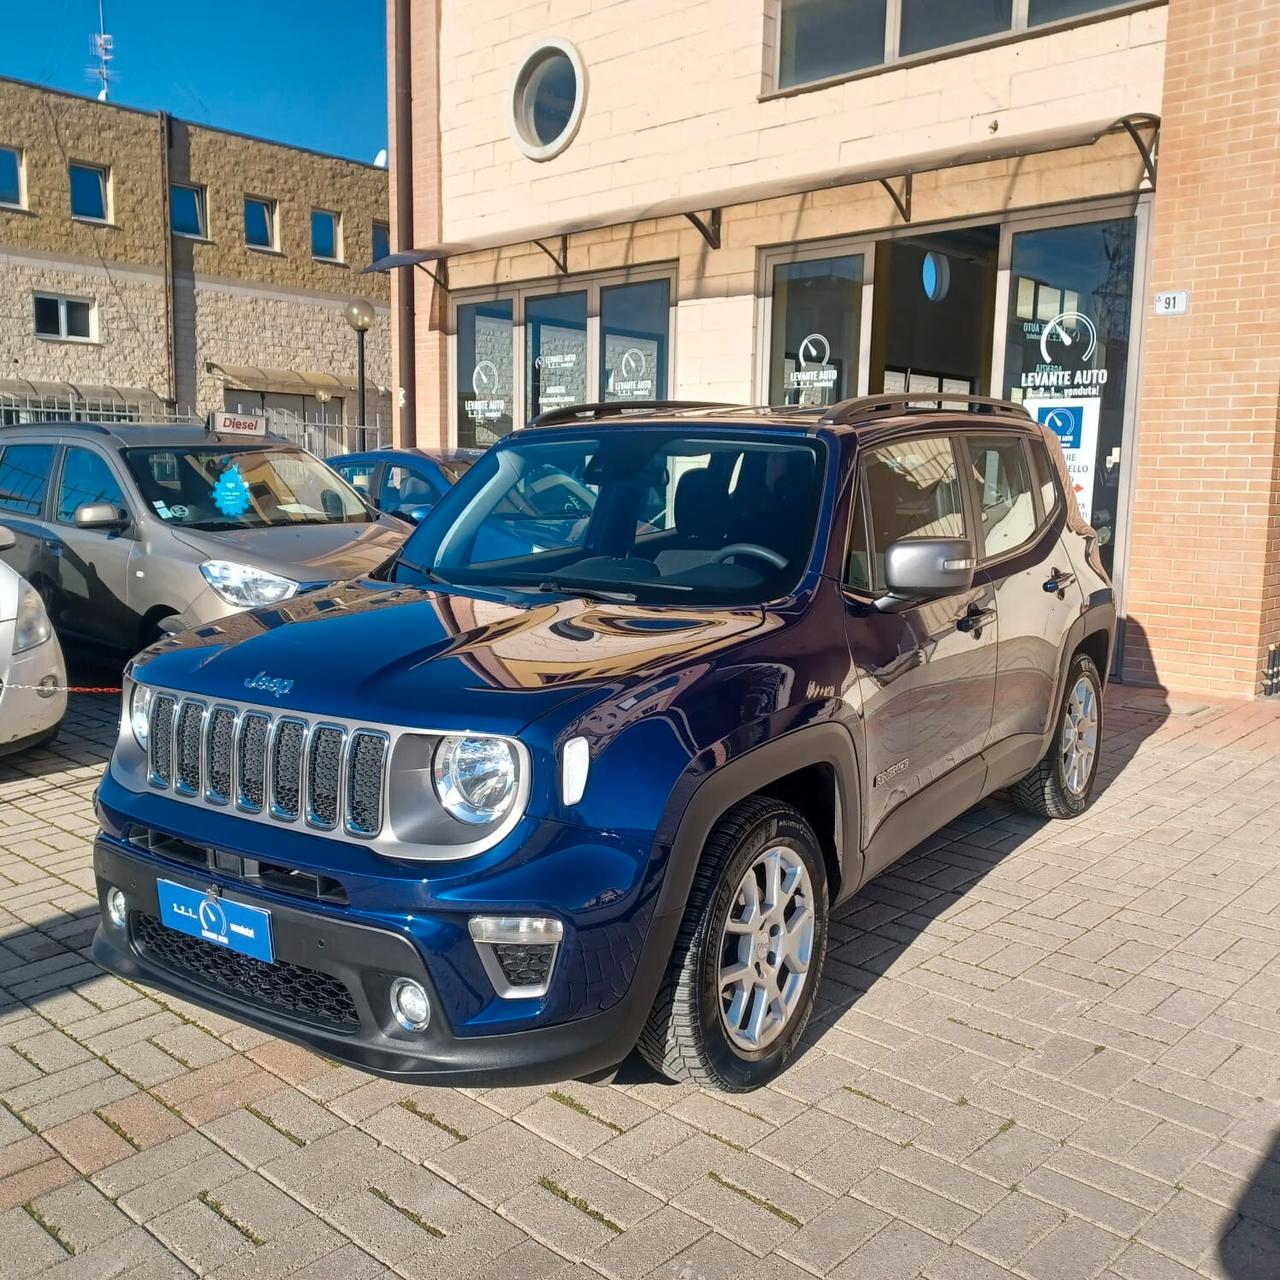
[0, 443, 56, 517]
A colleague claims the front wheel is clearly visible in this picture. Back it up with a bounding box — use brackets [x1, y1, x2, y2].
[638, 796, 828, 1091]
[1009, 653, 1104, 819]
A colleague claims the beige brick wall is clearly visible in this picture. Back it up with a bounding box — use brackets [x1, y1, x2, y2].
[431, 1, 1166, 244]
[0, 250, 168, 394]
[191, 278, 391, 427]
[0, 78, 166, 268]
[1125, 0, 1280, 697]
[168, 120, 388, 300]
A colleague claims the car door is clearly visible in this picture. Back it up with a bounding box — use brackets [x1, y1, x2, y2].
[50, 444, 140, 647]
[381, 463, 439, 523]
[0, 440, 59, 603]
[843, 431, 997, 864]
[961, 431, 1083, 749]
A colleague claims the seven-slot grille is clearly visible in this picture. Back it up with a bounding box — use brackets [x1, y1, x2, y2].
[147, 695, 388, 838]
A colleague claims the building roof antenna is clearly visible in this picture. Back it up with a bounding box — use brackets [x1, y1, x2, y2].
[90, 0, 114, 102]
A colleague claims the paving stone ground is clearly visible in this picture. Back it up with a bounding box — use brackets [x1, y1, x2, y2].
[1, 683, 1279, 1279]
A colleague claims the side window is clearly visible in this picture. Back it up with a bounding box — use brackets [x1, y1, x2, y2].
[57, 447, 126, 523]
[0, 443, 56, 517]
[862, 436, 965, 592]
[385, 465, 437, 514]
[844, 483, 871, 593]
[334, 462, 376, 496]
[1028, 437, 1061, 519]
[964, 436, 1037, 559]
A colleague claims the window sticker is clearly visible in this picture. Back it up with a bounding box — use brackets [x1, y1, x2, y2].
[213, 463, 252, 518]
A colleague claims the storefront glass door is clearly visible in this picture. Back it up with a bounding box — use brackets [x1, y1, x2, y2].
[526, 291, 588, 418]
[1001, 216, 1138, 574]
[767, 253, 866, 407]
[601, 279, 670, 402]
[456, 299, 515, 448]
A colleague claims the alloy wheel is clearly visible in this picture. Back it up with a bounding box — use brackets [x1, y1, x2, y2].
[718, 845, 814, 1051]
[1061, 674, 1099, 796]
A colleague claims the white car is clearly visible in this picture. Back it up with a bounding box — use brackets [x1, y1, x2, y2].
[0, 526, 66, 755]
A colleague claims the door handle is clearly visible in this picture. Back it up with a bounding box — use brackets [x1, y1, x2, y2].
[1044, 567, 1076, 594]
[957, 603, 996, 634]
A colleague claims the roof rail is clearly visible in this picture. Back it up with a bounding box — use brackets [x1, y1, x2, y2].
[528, 400, 738, 428]
[818, 393, 1031, 426]
[0, 418, 112, 434]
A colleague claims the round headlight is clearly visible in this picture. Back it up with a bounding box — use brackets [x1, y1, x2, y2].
[432, 735, 518, 825]
[130, 683, 153, 749]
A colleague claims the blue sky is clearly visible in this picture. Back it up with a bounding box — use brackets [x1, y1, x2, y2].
[1, 0, 388, 163]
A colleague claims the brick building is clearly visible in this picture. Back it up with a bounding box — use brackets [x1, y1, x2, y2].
[385, 0, 1278, 698]
[0, 75, 392, 433]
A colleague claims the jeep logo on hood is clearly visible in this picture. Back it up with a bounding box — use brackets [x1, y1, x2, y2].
[244, 671, 294, 699]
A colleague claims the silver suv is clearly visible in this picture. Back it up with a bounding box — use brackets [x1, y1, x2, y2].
[0, 422, 406, 655]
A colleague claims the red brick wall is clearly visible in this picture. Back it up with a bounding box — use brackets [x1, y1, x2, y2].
[1125, 0, 1280, 696]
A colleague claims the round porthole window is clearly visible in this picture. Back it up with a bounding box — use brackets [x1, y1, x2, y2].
[922, 251, 952, 302]
[510, 40, 586, 162]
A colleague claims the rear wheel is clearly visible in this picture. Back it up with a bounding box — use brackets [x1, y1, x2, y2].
[638, 796, 828, 1091]
[1009, 653, 1104, 819]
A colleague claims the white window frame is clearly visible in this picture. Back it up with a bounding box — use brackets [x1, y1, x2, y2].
[766, 0, 1157, 95]
[0, 144, 25, 210]
[68, 161, 111, 224]
[33, 292, 98, 344]
[311, 207, 343, 263]
[170, 182, 208, 239]
[244, 195, 279, 252]
[448, 265, 678, 445]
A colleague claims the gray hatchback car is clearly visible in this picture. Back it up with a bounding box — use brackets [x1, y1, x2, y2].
[0, 422, 407, 655]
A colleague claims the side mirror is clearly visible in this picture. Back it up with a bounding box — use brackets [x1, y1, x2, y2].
[74, 502, 128, 530]
[0, 525, 14, 552]
[876, 537, 975, 613]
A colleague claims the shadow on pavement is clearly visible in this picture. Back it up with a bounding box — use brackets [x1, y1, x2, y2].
[1220, 1130, 1280, 1279]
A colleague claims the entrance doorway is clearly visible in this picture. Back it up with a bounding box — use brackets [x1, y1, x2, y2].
[868, 226, 1000, 400]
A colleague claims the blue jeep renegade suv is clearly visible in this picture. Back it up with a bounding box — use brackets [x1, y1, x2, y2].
[93, 396, 1114, 1092]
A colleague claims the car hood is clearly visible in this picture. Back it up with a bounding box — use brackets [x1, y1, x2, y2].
[132, 579, 768, 734]
[168, 520, 406, 584]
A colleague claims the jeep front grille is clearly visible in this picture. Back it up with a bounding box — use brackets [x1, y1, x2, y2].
[146, 695, 388, 838]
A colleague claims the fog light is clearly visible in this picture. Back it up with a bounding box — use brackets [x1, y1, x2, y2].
[106, 887, 127, 929]
[390, 977, 430, 1032]
[36, 674, 59, 700]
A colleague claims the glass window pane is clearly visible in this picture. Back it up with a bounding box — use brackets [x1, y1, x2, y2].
[0, 148, 20, 206]
[863, 437, 964, 591]
[526, 291, 588, 418]
[0, 444, 56, 516]
[899, 0, 1013, 57]
[964, 436, 1036, 557]
[372, 221, 390, 263]
[523, 51, 577, 146]
[384, 465, 437, 517]
[64, 300, 92, 339]
[171, 184, 204, 236]
[769, 254, 864, 407]
[312, 210, 338, 259]
[457, 299, 514, 448]
[33, 295, 61, 336]
[779, 0, 887, 89]
[1002, 216, 1137, 573]
[1028, 437, 1060, 518]
[57, 447, 125, 522]
[245, 198, 273, 247]
[334, 462, 376, 495]
[1030, 0, 1117, 24]
[600, 280, 669, 402]
[69, 164, 106, 219]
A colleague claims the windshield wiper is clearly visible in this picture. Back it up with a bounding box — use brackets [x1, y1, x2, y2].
[533, 580, 637, 604]
[395, 558, 451, 586]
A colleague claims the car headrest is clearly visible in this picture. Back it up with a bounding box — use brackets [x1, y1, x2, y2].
[674, 468, 729, 542]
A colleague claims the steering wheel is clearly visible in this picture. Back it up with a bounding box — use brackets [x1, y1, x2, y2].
[712, 543, 787, 570]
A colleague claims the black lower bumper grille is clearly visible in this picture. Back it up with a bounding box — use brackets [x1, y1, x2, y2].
[493, 942, 555, 988]
[133, 912, 358, 1028]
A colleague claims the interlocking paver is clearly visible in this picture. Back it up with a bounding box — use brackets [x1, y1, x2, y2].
[0, 689, 1278, 1277]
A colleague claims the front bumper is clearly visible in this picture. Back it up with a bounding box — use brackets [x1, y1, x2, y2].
[92, 837, 679, 1087]
[0, 631, 67, 753]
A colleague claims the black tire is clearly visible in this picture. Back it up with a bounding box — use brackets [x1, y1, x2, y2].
[637, 795, 828, 1091]
[1009, 652, 1104, 819]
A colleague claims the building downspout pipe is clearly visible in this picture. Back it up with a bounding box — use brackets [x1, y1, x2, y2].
[392, 0, 416, 445]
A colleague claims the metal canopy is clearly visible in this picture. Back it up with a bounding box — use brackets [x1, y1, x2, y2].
[372, 113, 1158, 269]
[204, 363, 358, 395]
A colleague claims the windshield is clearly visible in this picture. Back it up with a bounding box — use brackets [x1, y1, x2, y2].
[397, 429, 825, 605]
[123, 445, 371, 530]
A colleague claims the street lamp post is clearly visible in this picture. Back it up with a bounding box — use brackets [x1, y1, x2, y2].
[344, 300, 376, 441]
